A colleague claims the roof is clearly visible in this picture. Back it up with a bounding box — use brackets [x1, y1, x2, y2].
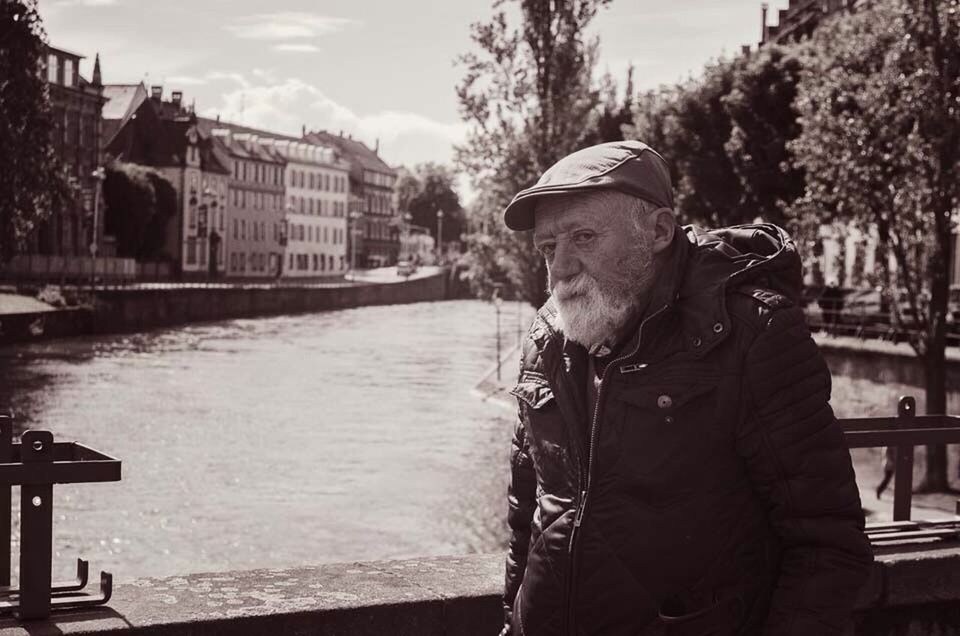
[102, 84, 147, 121]
[304, 130, 396, 176]
[45, 45, 84, 60]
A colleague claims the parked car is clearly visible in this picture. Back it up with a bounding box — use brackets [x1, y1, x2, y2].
[396, 260, 417, 277]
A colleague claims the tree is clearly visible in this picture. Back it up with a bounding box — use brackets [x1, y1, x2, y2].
[456, 0, 611, 306]
[0, 0, 68, 263]
[582, 64, 635, 146]
[789, 0, 960, 490]
[723, 44, 806, 227]
[102, 162, 174, 260]
[402, 163, 465, 245]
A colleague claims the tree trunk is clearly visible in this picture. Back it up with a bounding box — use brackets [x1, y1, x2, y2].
[921, 348, 949, 491]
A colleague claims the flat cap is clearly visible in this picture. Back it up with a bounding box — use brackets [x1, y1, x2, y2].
[502, 140, 674, 231]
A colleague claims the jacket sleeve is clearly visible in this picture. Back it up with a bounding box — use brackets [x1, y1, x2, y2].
[502, 404, 537, 635]
[736, 305, 873, 635]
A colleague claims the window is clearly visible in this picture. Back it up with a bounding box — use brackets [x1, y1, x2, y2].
[329, 255, 334, 271]
[230, 253, 237, 271]
[233, 219, 238, 239]
[241, 220, 246, 240]
[314, 254, 319, 270]
[309, 199, 315, 215]
[47, 54, 59, 83]
[324, 227, 328, 243]
[186, 238, 197, 264]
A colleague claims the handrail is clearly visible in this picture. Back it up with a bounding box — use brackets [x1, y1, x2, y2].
[839, 396, 960, 523]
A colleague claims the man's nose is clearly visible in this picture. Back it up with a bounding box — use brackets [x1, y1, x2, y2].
[549, 241, 581, 283]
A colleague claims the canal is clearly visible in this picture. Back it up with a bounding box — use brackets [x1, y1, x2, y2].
[0, 300, 533, 583]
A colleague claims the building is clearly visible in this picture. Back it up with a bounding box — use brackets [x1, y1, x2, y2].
[304, 131, 400, 268]
[27, 46, 108, 261]
[105, 87, 232, 278]
[760, 0, 861, 46]
[207, 129, 286, 278]
[267, 139, 350, 278]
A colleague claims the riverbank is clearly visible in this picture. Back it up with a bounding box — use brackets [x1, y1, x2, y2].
[0, 267, 450, 345]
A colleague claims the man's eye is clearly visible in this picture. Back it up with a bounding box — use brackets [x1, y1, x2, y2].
[572, 231, 595, 244]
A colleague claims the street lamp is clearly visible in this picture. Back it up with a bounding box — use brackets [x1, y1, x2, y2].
[435, 207, 444, 264]
[349, 209, 363, 279]
[493, 285, 503, 382]
[89, 167, 106, 292]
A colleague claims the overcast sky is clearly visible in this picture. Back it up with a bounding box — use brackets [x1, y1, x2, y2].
[43, 0, 768, 175]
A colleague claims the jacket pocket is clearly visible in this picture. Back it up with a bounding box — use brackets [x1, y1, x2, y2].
[609, 381, 721, 505]
[658, 595, 742, 636]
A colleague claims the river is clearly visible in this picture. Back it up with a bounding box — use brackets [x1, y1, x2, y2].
[0, 300, 534, 583]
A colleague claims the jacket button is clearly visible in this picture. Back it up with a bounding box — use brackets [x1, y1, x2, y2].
[692, 336, 702, 347]
[712, 322, 724, 334]
[657, 394, 673, 409]
[664, 415, 675, 424]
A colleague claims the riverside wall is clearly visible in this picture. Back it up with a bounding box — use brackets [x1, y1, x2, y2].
[1, 549, 960, 635]
[0, 273, 448, 344]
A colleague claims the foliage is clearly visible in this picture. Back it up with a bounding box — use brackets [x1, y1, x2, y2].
[0, 0, 68, 263]
[455, 0, 611, 306]
[582, 64, 635, 146]
[788, 0, 960, 489]
[627, 47, 805, 228]
[102, 162, 175, 260]
[723, 45, 806, 227]
[398, 163, 466, 244]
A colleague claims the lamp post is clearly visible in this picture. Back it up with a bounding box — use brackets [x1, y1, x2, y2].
[435, 207, 444, 264]
[89, 167, 106, 292]
[349, 209, 363, 279]
[493, 284, 503, 382]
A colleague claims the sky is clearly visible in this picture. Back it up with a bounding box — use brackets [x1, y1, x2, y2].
[42, 0, 768, 178]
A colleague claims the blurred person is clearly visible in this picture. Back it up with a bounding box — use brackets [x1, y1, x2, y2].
[499, 141, 872, 636]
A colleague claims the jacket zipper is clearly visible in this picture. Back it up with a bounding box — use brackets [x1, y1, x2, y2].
[564, 303, 670, 636]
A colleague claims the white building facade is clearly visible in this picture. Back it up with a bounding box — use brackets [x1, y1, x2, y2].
[276, 141, 351, 278]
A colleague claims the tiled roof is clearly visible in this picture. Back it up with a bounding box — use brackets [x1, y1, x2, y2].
[304, 130, 396, 176]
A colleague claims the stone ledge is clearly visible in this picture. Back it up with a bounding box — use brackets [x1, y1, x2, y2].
[3, 547, 960, 635]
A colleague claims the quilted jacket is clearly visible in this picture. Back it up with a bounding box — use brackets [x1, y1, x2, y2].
[503, 224, 872, 636]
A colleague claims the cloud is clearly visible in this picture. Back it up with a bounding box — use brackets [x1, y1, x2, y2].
[200, 77, 467, 168]
[225, 13, 356, 41]
[273, 43, 321, 53]
[51, 0, 118, 7]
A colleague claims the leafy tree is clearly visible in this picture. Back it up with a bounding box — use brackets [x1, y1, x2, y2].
[0, 0, 68, 263]
[456, 0, 611, 306]
[723, 44, 806, 227]
[402, 163, 465, 244]
[582, 64, 635, 146]
[788, 0, 960, 490]
[102, 162, 174, 260]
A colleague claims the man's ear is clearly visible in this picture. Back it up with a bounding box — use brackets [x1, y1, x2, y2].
[650, 208, 676, 255]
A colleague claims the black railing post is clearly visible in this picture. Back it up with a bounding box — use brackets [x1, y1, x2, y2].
[893, 396, 917, 521]
[19, 430, 54, 620]
[0, 414, 10, 588]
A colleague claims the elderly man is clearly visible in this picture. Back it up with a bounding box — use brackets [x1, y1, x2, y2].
[500, 141, 872, 636]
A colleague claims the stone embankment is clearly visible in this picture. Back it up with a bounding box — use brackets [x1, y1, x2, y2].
[0, 549, 958, 635]
[0, 270, 449, 345]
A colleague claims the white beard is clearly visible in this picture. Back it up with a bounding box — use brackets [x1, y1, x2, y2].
[553, 274, 642, 349]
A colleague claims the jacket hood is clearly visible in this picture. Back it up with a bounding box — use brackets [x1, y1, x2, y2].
[680, 223, 802, 304]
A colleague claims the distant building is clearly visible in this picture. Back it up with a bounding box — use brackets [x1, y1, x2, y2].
[28, 46, 108, 259]
[304, 131, 400, 268]
[105, 87, 232, 278]
[267, 139, 350, 278]
[207, 129, 286, 278]
[760, 0, 861, 46]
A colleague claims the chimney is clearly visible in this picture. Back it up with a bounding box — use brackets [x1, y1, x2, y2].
[302, 124, 306, 137]
[171, 91, 183, 108]
[151, 85, 163, 101]
[761, 3, 769, 44]
[374, 138, 380, 155]
[216, 114, 220, 123]
[741, 44, 752, 56]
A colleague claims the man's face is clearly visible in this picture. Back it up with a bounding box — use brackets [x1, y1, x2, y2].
[533, 191, 658, 349]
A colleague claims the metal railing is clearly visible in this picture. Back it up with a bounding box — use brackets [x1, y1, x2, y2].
[841, 396, 960, 546]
